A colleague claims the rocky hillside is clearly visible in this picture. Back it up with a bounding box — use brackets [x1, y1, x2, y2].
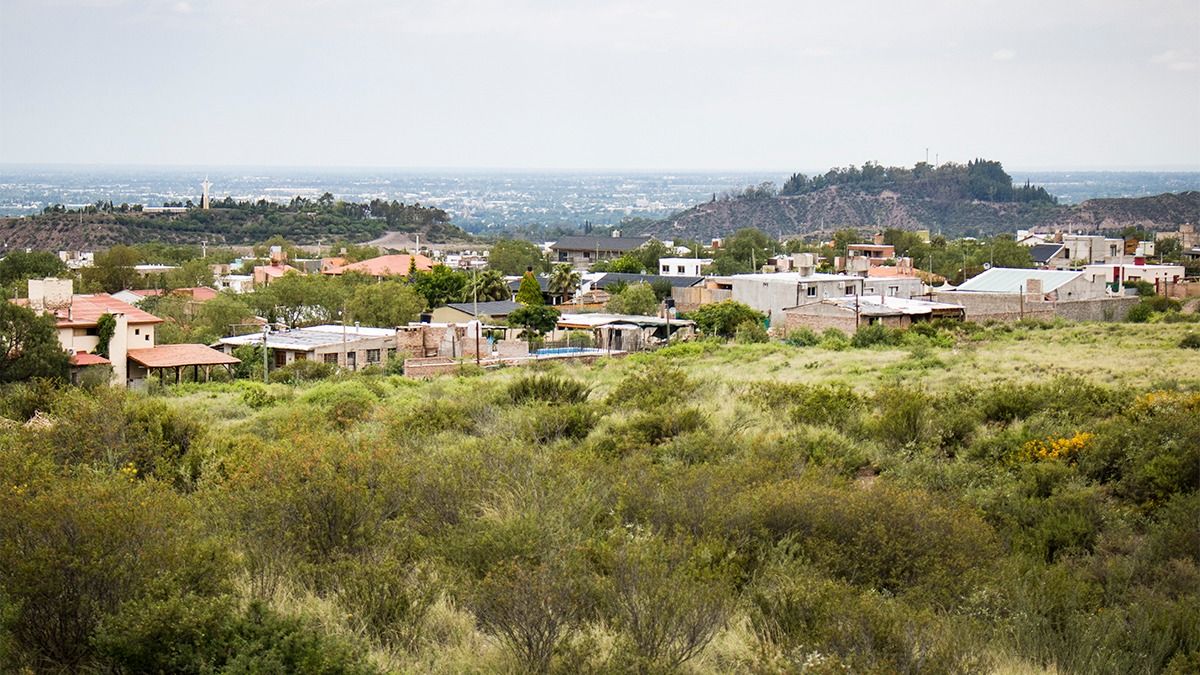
[641, 189, 1200, 241]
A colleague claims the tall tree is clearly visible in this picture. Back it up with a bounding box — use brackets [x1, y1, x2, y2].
[467, 269, 511, 302]
[606, 283, 658, 316]
[346, 281, 426, 327]
[489, 239, 547, 276]
[548, 265, 582, 302]
[0, 302, 69, 383]
[83, 246, 141, 293]
[0, 251, 67, 291]
[515, 272, 545, 306]
[409, 265, 469, 309]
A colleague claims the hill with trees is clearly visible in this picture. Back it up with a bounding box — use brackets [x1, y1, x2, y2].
[0, 194, 469, 251]
[641, 160, 1200, 241]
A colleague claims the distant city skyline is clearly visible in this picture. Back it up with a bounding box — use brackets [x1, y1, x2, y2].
[2, 1, 1198, 171]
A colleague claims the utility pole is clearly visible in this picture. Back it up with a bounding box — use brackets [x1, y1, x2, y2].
[262, 324, 270, 383]
[473, 267, 480, 365]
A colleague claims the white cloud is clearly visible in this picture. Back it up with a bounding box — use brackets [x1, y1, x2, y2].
[992, 48, 1016, 61]
[1151, 48, 1197, 71]
[173, 1, 192, 12]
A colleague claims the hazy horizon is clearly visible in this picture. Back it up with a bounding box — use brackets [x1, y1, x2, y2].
[2, 1, 1198, 172]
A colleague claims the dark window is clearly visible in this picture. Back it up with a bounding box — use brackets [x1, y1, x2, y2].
[134, 328, 140, 335]
[806, 286, 816, 297]
[323, 353, 338, 364]
[347, 351, 356, 369]
[367, 349, 380, 364]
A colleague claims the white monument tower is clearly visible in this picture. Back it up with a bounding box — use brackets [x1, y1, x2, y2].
[200, 176, 212, 210]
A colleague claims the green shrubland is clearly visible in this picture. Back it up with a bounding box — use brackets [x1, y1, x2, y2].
[0, 321, 1198, 673]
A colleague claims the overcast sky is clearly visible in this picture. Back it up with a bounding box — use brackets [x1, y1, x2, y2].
[1, 0, 1197, 171]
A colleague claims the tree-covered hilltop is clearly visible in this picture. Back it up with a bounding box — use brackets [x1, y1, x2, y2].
[781, 159, 1056, 204]
[2, 193, 469, 250]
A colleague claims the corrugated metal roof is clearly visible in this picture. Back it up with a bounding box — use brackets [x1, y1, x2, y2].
[956, 267, 1083, 293]
[444, 300, 523, 316]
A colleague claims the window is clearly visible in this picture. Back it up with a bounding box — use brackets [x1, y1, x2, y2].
[323, 353, 339, 365]
[677, 265, 685, 274]
[387, 348, 396, 361]
[806, 286, 816, 297]
[294, 352, 306, 361]
[887, 286, 899, 297]
[661, 265, 669, 274]
[845, 286, 855, 296]
[367, 349, 380, 364]
[144, 334, 150, 341]
[134, 328, 140, 335]
[347, 351, 356, 369]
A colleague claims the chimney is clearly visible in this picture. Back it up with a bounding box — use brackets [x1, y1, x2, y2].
[873, 232, 885, 246]
[109, 312, 129, 387]
[1025, 278, 1043, 296]
[28, 277, 73, 313]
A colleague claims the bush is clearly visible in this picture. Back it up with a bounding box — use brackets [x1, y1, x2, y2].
[782, 327, 819, 346]
[300, 381, 379, 429]
[602, 532, 734, 672]
[851, 323, 903, 348]
[686, 300, 764, 339]
[607, 361, 695, 409]
[1180, 333, 1200, 349]
[507, 373, 592, 405]
[269, 359, 336, 384]
[748, 558, 987, 673]
[818, 327, 850, 350]
[332, 551, 438, 651]
[734, 319, 769, 343]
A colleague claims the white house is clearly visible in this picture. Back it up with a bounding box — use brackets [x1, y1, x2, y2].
[658, 257, 712, 277]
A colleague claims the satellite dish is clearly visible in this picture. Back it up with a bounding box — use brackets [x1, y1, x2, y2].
[983, 263, 992, 270]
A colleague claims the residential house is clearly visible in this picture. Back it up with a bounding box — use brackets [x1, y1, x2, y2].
[727, 271, 926, 324]
[658, 257, 712, 277]
[322, 253, 434, 279]
[253, 261, 300, 286]
[555, 313, 695, 351]
[18, 278, 238, 387]
[431, 300, 523, 324]
[932, 267, 1135, 322]
[549, 235, 650, 267]
[1081, 263, 1185, 292]
[217, 324, 402, 371]
[783, 295, 965, 334]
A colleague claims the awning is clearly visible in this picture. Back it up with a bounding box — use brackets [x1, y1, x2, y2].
[127, 344, 241, 368]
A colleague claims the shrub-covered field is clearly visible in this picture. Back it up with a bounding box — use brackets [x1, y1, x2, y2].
[1, 322, 1198, 674]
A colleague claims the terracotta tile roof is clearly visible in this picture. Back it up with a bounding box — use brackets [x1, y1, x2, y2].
[170, 286, 219, 301]
[12, 294, 164, 327]
[69, 352, 111, 366]
[324, 254, 434, 277]
[127, 344, 241, 368]
[256, 264, 299, 278]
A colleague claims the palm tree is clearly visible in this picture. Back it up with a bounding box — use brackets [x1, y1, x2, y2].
[466, 269, 511, 302]
[548, 264, 582, 304]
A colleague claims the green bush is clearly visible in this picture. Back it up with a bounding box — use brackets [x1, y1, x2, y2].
[1180, 333, 1200, 349]
[818, 327, 850, 350]
[782, 327, 819, 346]
[851, 323, 903, 348]
[300, 381, 379, 429]
[748, 558, 988, 673]
[269, 358, 336, 384]
[507, 373, 592, 405]
[607, 361, 695, 409]
[734, 319, 769, 344]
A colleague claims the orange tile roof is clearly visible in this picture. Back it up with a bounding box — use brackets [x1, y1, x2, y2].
[12, 293, 165, 327]
[70, 352, 111, 366]
[324, 254, 434, 277]
[170, 286, 219, 301]
[256, 264, 299, 278]
[127, 344, 241, 368]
